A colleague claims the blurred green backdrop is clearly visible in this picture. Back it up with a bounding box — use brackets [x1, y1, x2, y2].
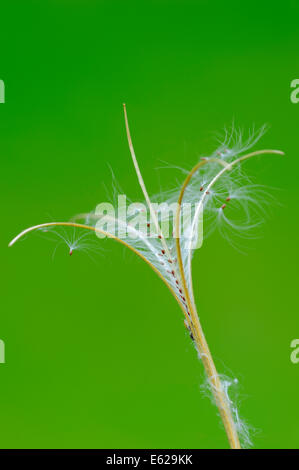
[0, 0, 298, 449]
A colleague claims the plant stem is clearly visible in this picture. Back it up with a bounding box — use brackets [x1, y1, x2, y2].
[176, 250, 241, 448]
[174, 148, 284, 448]
[191, 311, 241, 449]
[173, 162, 240, 448]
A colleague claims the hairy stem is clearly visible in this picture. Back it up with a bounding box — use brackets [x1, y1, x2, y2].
[175, 181, 241, 448]
[175, 148, 284, 449]
[193, 313, 241, 448]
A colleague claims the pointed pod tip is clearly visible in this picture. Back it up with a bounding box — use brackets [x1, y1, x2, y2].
[8, 238, 16, 247]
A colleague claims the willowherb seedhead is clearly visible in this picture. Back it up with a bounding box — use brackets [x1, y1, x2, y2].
[9, 105, 284, 449]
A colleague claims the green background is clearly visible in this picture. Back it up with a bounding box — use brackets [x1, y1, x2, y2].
[1, 0, 298, 449]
